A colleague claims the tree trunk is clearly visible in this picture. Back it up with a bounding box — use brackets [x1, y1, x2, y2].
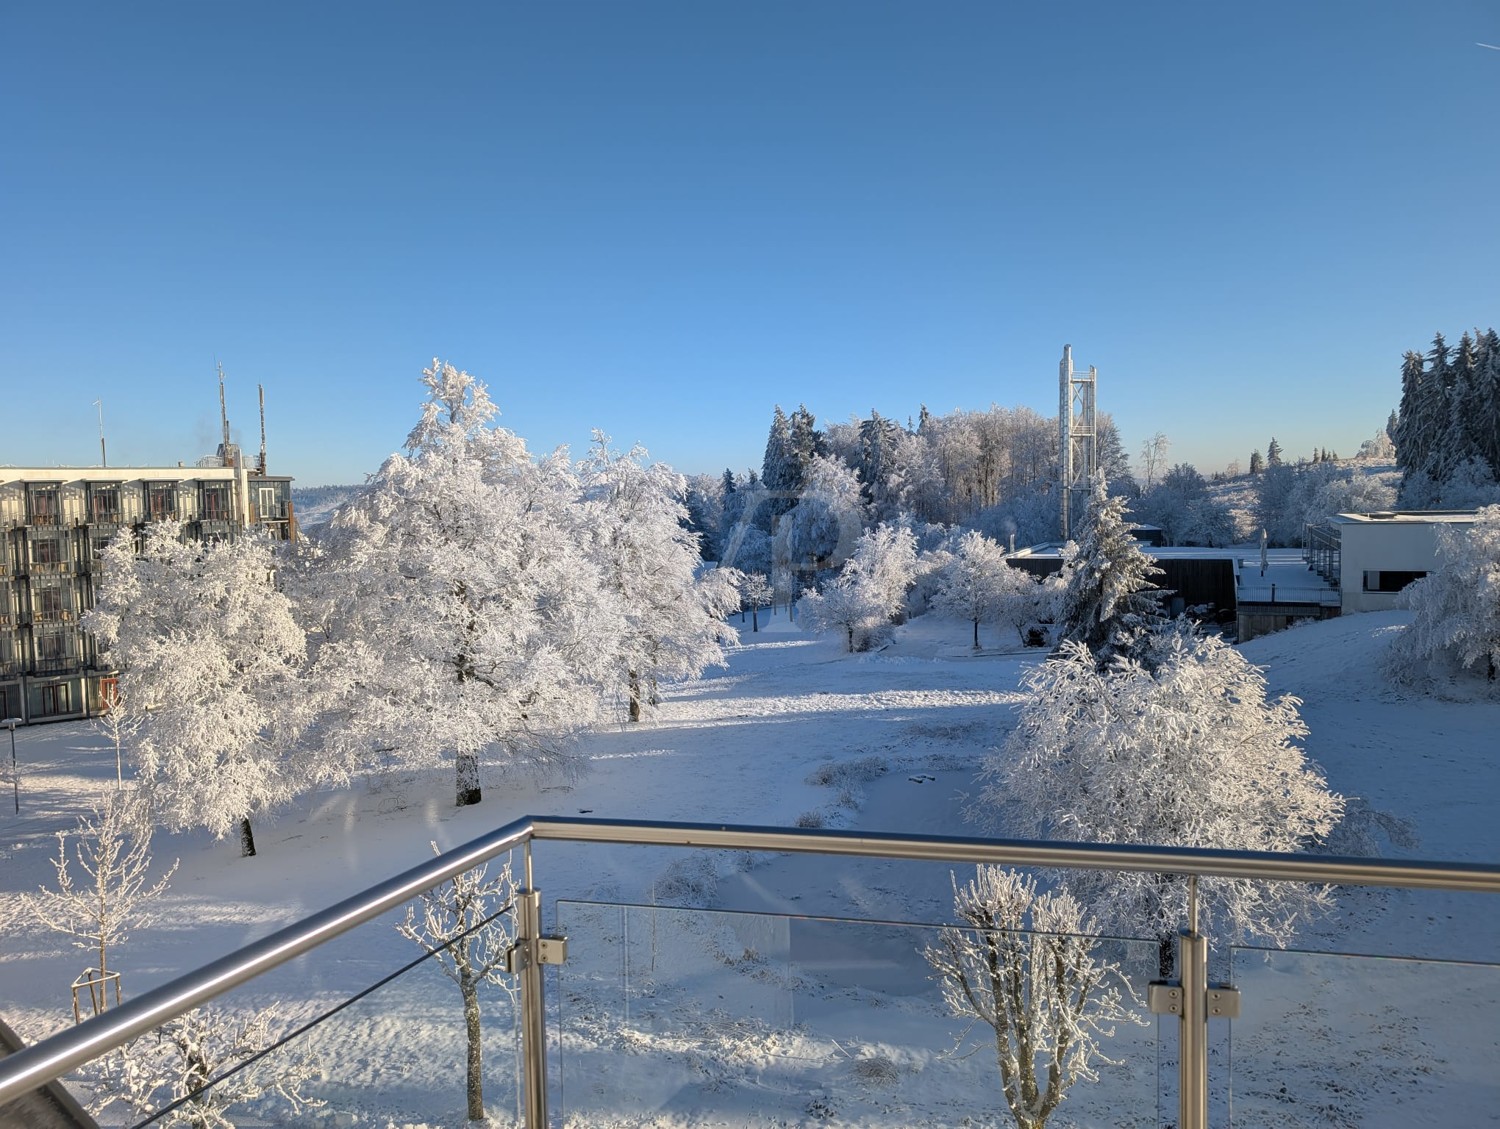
[456, 752, 482, 807]
[462, 977, 485, 1121]
[973, 617, 980, 649]
[1158, 933, 1175, 979]
[628, 670, 643, 723]
[238, 816, 257, 858]
[752, 607, 759, 632]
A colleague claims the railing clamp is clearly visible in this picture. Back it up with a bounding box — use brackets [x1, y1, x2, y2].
[504, 933, 569, 974]
[1147, 980, 1241, 1020]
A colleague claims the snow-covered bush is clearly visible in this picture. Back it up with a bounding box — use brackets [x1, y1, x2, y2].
[977, 628, 1343, 969]
[86, 1003, 322, 1129]
[924, 867, 1139, 1129]
[1385, 504, 1500, 691]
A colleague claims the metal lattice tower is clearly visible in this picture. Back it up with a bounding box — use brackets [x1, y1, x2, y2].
[1058, 343, 1097, 541]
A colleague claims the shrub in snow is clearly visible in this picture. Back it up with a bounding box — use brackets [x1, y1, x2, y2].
[924, 867, 1140, 1129]
[397, 844, 520, 1124]
[1385, 503, 1500, 691]
[978, 627, 1343, 972]
[86, 1003, 322, 1129]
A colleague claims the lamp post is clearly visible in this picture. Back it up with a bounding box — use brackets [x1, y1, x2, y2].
[4, 718, 19, 815]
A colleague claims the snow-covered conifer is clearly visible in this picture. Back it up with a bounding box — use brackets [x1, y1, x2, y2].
[771, 454, 864, 586]
[978, 628, 1343, 970]
[1385, 504, 1500, 690]
[1052, 475, 1163, 664]
[85, 524, 309, 856]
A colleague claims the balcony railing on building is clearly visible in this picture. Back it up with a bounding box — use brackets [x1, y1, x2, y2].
[0, 816, 1496, 1129]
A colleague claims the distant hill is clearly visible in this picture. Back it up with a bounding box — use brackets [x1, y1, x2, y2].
[291, 484, 366, 529]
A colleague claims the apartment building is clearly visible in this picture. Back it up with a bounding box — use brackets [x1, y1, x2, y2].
[0, 461, 294, 724]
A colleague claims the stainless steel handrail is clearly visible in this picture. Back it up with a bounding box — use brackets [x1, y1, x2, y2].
[2, 814, 1499, 1107]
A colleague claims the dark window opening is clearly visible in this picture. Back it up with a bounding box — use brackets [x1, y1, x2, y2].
[27, 485, 60, 526]
[1363, 570, 1428, 593]
[202, 483, 231, 522]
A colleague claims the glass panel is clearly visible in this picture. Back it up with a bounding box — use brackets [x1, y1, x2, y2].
[556, 899, 1162, 1127]
[1228, 946, 1500, 1127]
[62, 895, 523, 1126]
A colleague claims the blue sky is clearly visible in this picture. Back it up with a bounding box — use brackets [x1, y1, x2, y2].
[3, 2, 1497, 486]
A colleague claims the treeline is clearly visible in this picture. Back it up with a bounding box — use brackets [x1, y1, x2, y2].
[686, 402, 1133, 582]
[1393, 329, 1500, 508]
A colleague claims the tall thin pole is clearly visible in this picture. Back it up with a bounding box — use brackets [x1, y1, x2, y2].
[93, 400, 106, 467]
[7, 721, 18, 815]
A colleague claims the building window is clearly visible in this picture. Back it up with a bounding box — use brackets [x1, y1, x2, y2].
[257, 486, 278, 521]
[147, 483, 176, 521]
[31, 536, 65, 569]
[34, 586, 64, 621]
[202, 483, 232, 522]
[1362, 570, 1428, 593]
[26, 484, 60, 526]
[89, 483, 122, 524]
[36, 682, 71, 717]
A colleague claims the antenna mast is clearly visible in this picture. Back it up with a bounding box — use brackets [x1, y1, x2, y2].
[93, 399, 106, 467]
[217, 362, 233, 467]
[258, 384, 268, 475]
[1058, 344, 1098, 541]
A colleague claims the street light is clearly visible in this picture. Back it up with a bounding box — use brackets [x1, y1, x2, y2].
[3, 718, 19, 815]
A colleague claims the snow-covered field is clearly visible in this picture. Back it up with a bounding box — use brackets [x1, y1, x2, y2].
[3, 609, 1499, 1127]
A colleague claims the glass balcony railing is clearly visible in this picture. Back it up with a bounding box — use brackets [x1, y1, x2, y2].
[0, 816, 1496, 1129]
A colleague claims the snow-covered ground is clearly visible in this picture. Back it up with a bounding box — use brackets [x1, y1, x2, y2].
[2, 609, 1498, 1127]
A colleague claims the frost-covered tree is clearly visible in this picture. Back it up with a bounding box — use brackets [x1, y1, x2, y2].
[1138, 432, 1169, 490]
[87, 1003, 322, 1129]
[397, 844, 520, 1123]
[1052, 475, 1164, 665]
[86, 524, 309, 856]
[581, 435, 741, 722]
[1385, 504, 1500, 690]
[310, 362, 622, 807]
[979, 629, 1343, 972]
[924, 868, 1138, 1129]
[771, 454, 864, 586]
[845, 522, 918, 621]
[1134, 464, 1236, 546]
[741, 572, 773, 632]
[799, 575, 889, 653]
[934, 532, 1040, 648]
[934, 531, 1012, 648]
[1266, 437, 1284, 467]
[1248, 449, 1264, 475]
[23, 790, 176, 1011]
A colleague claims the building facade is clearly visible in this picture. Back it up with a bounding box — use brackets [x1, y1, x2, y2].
[0, 463, 294, 724]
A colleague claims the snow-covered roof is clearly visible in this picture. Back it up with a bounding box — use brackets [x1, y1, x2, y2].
[1328, 510, 1478, 526]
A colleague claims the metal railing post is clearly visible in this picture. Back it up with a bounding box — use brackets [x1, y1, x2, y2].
[1177, 927, 1209, 1129]
[516, 888, 549, 1129]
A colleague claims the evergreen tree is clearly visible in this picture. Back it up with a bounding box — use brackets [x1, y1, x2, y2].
[1386, 409, 1399, 442]
[1248, 449, 1264, 475]
[1266, 437, 1284, 467]
[1052, 474, 1164, 665]
[761, 405, 797, 521]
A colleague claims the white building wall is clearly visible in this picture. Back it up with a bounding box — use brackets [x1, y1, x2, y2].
[1335, 516, 1474, 613]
